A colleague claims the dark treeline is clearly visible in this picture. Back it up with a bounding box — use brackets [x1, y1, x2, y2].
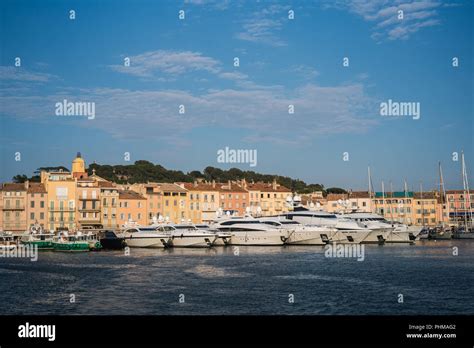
[12, 160, 347, 195]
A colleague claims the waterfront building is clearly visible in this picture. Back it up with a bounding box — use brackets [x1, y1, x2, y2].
[129, 183, 190, 224]
[26, 182, 47, 230]
[445, 190, 474, 225]
[76, 178, 101, 229]
[179, 181, 220, 223]
[372, 191, 414, 224]
[156, 183, 189, 223]
[99, 180, 119, 229]
[217, 181, 249, 216]
[245, 180, 291, 216]
[0, 183, 27, 233]
[327, 191, 372, 213]
[41, 169, 77, 232]
[412, 192, 439, 226]
[117, 190, 147, 226]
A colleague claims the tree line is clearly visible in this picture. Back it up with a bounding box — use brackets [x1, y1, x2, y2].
[12, 160, 347, 195]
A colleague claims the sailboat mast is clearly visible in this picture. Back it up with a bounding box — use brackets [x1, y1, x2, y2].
[404, 180, 408, 225]
[390, 181, 394, 223]
[382, 181, 386, 217]
[368, 166, 373, 213]
[462, 151, 472, 228]
[420, 182, 425, 227]
[439, 162, 448, 226]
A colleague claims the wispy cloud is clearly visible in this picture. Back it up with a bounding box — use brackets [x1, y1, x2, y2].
[0, 81, 378, 145]
[235, 4, 291, 46]
[290, 65, 320, 80]
[109, 50, 221, 77]
[324, 0, 446, 41]
[184, 0, 231, 10]
[0, 66, 57, 82]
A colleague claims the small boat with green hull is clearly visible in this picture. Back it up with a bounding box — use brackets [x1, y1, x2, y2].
[21, 225, 55, 250]
[52, 231, 102, 252]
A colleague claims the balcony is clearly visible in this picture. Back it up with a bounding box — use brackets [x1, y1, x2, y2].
[3, 205, 25, 210]
[78, 205, 101, 211]
[48, 208, 75, 212]
[2, 221, 27, 229]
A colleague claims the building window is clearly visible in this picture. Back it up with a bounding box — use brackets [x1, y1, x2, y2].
[138, 213, 141, 219]
[30, 201, 35, 208]
[30, 212, 34, 220]
[40, 213, 44, 219]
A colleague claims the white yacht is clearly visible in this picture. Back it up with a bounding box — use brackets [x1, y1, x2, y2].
[258, 217, 333, 245]
[342, 213, 415, 244]
[279, 209, 383, 244]
[212, 216, 288, 245]
[168, 224, 219, 247]
[122, 226, 171, 248]
[194, 224, 233, 246]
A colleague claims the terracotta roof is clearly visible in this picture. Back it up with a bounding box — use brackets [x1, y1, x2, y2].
[118, 190, 146, 200]
[97, 181, 116, 188]
[217, 183, 248, 193]
[413, 192, 438, 199]
[348, 191, 370, 199]
[157, 183, 188, 193]
[27, 183, 46, 193]
[326, 193, 347, 201]
[179, 182, 219, 191]
[446, 190, 467, 194]
[1, 183, 26, 192]
[246, 182, 291, 193]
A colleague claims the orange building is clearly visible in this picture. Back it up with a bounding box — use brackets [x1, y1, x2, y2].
[217, 181, 249, 216]
[26, 182, 48, 230]
[117, 190, 147, 226]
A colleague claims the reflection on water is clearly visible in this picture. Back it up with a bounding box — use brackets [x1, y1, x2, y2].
[0, 241, 473, 315]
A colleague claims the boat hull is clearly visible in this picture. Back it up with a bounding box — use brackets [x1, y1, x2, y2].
[125, 236, 170, 248]
[168, 234, 217, 248]
[227, 231, 287, 246]
[52, 242, 90, 252]
[21, 240, 54, 250]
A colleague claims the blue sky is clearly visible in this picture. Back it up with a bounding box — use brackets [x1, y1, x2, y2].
[0, 0, 472, 191]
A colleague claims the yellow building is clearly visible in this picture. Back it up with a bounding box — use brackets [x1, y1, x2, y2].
[41, 170, 77, 231]
[76, 178, 101, 229]
[327, 192, 372, 213]
[99, 181, 119, 229]
[372, 191, 440, 226]
[245, 180, 291, 216]
[0, 183, 27, 233]
[179, 181, 220, 223]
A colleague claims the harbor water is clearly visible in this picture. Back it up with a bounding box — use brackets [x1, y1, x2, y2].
[0, 240, 473, 315]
